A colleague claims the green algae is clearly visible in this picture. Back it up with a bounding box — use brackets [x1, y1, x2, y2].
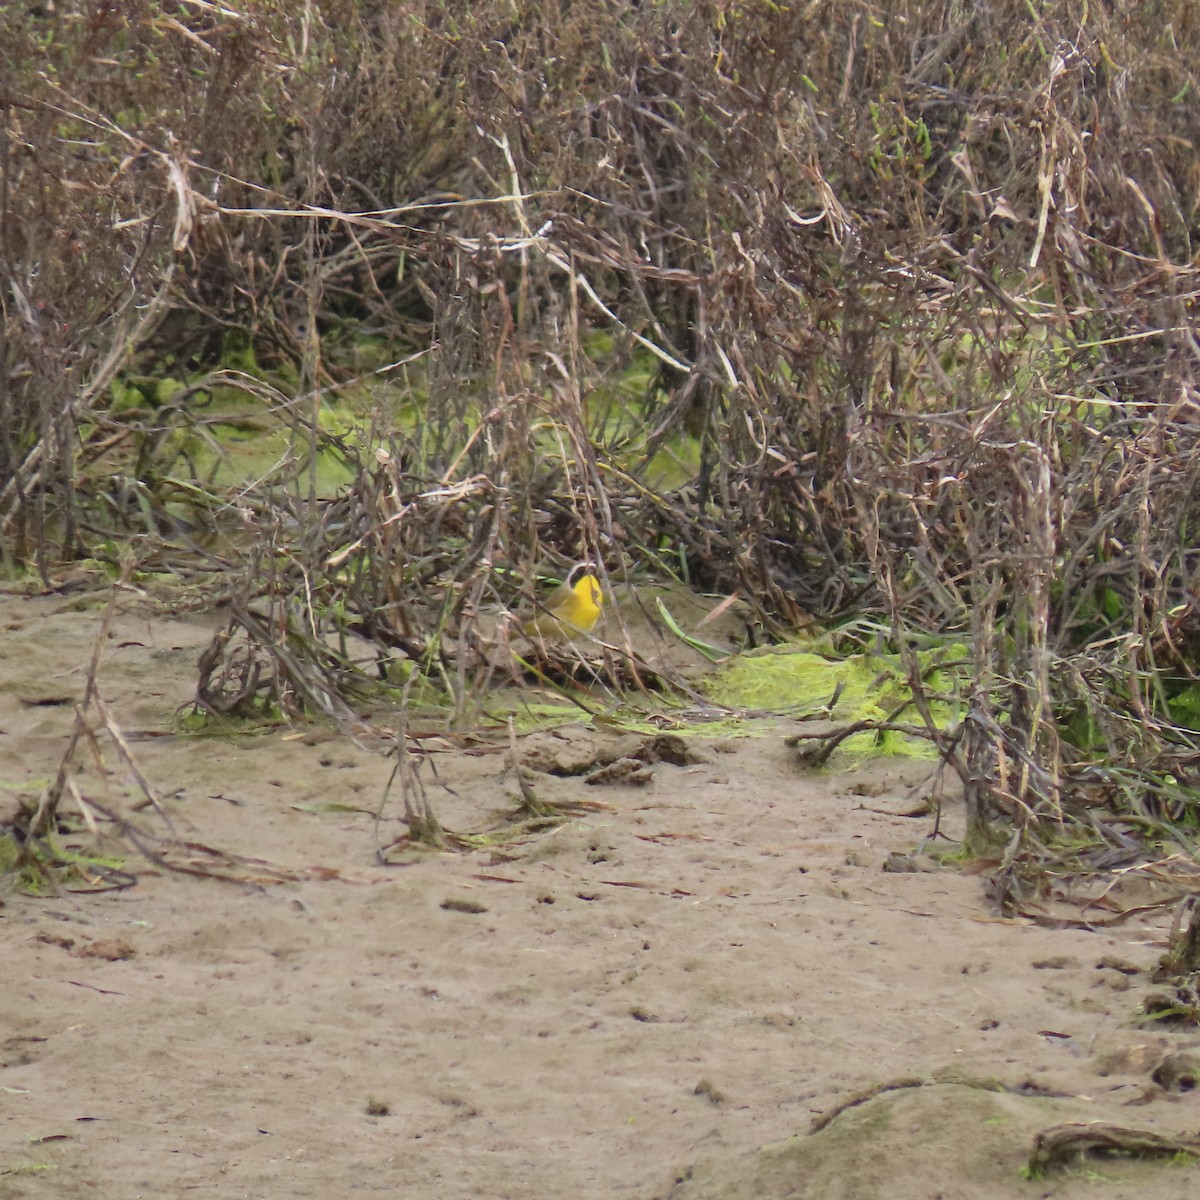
[703, 642, 966, 761]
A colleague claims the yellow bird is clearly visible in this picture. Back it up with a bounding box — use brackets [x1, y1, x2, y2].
[520, 561, 604, 639]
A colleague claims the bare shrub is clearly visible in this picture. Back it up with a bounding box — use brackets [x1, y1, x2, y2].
[5, 2, 1200, 878]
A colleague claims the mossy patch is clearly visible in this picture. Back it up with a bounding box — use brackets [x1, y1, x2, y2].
[703, 644, 965, 760]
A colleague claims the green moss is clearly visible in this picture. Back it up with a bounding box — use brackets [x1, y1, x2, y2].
[0, 1162, 57, 1177]
[704, 644, 963, 760]
[172, 708, 286, 736]
[0, 832, 21, 873]
[0, 830, 126, 894]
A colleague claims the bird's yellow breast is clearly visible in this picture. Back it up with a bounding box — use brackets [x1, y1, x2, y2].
[559, 571, 603, 629]
[521, 566, 603, 637]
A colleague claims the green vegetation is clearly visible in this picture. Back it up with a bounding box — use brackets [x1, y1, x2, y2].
[705, 644, 960, 761]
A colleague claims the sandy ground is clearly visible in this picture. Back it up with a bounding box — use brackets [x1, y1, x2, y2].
[2, 590, 1199, 1199]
